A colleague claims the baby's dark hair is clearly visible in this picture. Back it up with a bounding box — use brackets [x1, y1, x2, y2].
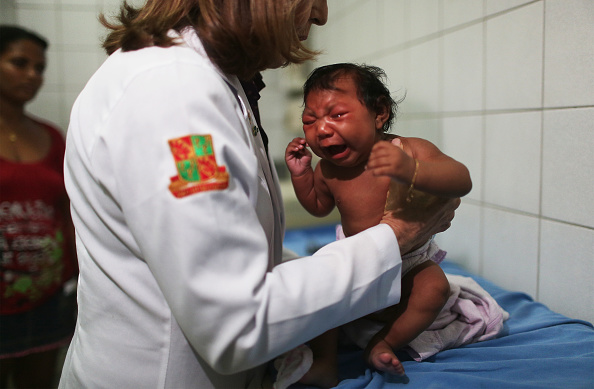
[0, 25, 48, 55]
[303, 63, 400, 133]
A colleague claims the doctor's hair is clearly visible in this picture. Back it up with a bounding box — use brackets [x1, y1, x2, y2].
[0, 25, 48, 55]
[303, 63, 402, 133]
[100, 0, 319, 80]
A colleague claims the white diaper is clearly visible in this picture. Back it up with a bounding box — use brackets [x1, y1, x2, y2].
[272, 344, 313, 389]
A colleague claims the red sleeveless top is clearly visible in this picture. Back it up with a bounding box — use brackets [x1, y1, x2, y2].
[1, 121, 77, 314]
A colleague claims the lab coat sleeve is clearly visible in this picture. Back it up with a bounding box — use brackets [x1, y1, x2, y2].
[98, 60, 402, 374]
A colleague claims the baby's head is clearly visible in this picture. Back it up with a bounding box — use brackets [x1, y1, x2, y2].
[303, 63, 398, 133]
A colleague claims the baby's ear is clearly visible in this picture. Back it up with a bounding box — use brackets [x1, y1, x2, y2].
[374, 97, 391, 129]
[375, 112, 389, 130]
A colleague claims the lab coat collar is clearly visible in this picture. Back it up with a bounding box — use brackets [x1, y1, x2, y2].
[174, 27, 245, 97]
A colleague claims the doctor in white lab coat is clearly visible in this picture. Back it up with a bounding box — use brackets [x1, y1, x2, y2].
[59, 1, 459, 388]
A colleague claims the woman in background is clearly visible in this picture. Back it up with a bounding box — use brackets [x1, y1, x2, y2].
[0, 25, 77, 389]
[59, 1, 459, 388]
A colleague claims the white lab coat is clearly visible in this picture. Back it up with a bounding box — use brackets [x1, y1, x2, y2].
[59, 28, 403, 388]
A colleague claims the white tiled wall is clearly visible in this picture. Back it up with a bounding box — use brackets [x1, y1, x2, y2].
[542, 108, 594, 228]
[539, 220, 594, 321]
[484, 111, 542, 214]
[298, 0, 593, 323]
[543, 1, 594, 107]
[442, 24, 483, 112]
[2, 0, 592, 323]
[485, 1, 544, 110]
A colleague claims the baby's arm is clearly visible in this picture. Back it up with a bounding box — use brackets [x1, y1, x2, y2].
[367, 137, 472, 198]
[285, 138, 335, 216]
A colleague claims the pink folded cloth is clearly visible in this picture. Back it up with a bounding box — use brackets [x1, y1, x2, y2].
[342, 273, 509, 361]
[404, 274, 509, 361]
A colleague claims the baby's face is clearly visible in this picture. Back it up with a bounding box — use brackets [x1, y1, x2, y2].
[302, 77, 382, 168]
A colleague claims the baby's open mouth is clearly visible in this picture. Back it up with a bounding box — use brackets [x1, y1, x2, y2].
[325, 144, 347, 156]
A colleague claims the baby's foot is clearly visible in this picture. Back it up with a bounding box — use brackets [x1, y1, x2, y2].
[367, 340, 405, 376]
[298, 359, 339, 389]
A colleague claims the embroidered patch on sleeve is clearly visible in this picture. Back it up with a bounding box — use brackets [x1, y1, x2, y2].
[168, 134, 229, 198]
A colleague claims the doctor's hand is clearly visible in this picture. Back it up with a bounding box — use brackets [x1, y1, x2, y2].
[380, 197, 460, 255]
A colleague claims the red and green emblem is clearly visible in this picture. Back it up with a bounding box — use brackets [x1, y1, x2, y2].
[168, 134, 229, 198]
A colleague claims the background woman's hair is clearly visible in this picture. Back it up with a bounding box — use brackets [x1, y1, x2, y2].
[0, 25, 48, 55]
[100, 0, 318, 80]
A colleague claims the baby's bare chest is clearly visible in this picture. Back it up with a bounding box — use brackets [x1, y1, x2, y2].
[327, 173, 390, 235]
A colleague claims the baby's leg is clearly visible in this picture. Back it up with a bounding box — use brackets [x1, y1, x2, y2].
[365, 261, 450, 375]
[298, 328, 340, 389]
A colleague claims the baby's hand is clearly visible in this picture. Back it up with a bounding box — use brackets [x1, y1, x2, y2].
[285, 137, 312, 176]
[367, 138, 414, 184]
